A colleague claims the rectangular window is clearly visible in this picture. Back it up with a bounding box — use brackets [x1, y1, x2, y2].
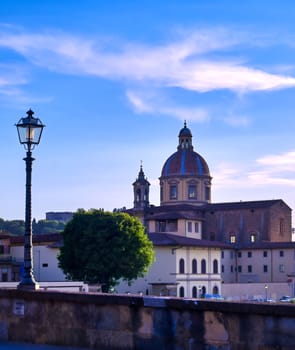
[205, 186, 210, 201]
[221, 251, 224, 259]
[230, 265, 233, 273]
[42, 263, 48, 268]
[279, 264, 285, 273]
[238, 251, 242, 258]
[263, 251, 268, 258]
[158, 220, 178, 232]
[158, 221, 166, 232]
[1, 273, 8, 282]
[167, 220, 178, 232]
[169, 185, 177, 200]
[280, 250, 284, 257]
[248, 265, 252, 273]
[0, 246, 4, 255]
[221, 265, 224, 273]
[187, 222, 192, 233]
[188, 185, 197, 199]
[263, 265, 268, 273]
[238, 266, 242, 273]
[248, 252, 252, 258]
[250, 234, 256, 243]
[230, 235, 236, 244]
[194, 222, 199, 233]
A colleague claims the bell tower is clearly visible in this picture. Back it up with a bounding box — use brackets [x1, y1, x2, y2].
[133, 163, 150, 209]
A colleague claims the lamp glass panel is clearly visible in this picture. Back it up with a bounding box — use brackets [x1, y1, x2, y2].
[17, 125, 43, 144]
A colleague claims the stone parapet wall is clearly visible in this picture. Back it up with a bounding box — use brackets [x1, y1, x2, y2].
[0, 289, 294, 349]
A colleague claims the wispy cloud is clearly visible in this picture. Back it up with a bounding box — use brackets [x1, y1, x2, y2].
[214, 150, 295, 189]
[0, 26, 295, 94]
[257, 150, 295, 168]
[126, 90, 209, 122]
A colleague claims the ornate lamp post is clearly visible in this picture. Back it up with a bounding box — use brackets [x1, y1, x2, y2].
[16, 109, 45, 290]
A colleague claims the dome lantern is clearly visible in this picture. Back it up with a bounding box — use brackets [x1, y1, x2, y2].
[178, 120, 193, 150]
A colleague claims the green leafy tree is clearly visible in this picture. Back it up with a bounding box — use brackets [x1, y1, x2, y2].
[3, 220, 25, 235]
[58, 209, 154, 292]
[32, 219, 65, 234]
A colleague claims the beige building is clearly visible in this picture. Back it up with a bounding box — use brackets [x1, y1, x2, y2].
[117, 233, 226, 297]
[0, 233, 66, 283]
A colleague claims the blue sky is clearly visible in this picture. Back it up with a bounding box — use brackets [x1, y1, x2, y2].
[1, 1, 295, 223]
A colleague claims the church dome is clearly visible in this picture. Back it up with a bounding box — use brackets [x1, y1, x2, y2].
[161, 122, 210, 178]
[161, 150, 210, 177]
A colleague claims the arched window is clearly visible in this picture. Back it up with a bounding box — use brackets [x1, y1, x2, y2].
[169, 185, 178, 200]
[192, 286, 197, 298]
[250, 232, 257, 243]
[213, 286, 219, 295]
[188, 184, 197, 199]
[136, 189, 141, 202]
[179, 258, 185, 274]
[230, 234, 236, 244]
[192, 259, 197, 274]
[179, 286, 185, 297]
[213, 259, 218, 274]
[205, 186, 211, 201]
[201, 259, 206, 274]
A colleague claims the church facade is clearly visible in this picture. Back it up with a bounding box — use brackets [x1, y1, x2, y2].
[117, 123, 295, 298]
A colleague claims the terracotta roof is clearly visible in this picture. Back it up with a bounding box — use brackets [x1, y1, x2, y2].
[135, 199, 289, 216]
[11, 233, 62, 245]
[204, 199, 290, 211]
[144, 204, 205, 220]
[148, 232, 229, 248]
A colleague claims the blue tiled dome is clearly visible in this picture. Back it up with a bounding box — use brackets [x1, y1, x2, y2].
[161, 122, 210, 178]
[161, 149, 210, 177]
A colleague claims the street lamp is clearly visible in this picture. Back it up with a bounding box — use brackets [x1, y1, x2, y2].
[265, 284, 268, 301]
[16, 109, 45, 290]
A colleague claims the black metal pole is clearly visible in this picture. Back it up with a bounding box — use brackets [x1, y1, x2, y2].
[18, 150, 39, 289]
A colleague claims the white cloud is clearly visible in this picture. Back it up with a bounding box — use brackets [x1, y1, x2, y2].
[248, 171, 295, 186]
[223, 115, 251, 127]
[212, 162, 248, 188]
[0, 27, 295, 94]
[257, 150, 295, 167]
[213, 150, 295, 190]
[126, 91, 153, 113]
[126, 90, 209, 122]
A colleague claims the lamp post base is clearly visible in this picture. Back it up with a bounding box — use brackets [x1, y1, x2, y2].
[17, 279, 40, 290]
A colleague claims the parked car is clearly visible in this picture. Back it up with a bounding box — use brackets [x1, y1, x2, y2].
[279, 296, 295, 302]
[204, 293, 224, 300]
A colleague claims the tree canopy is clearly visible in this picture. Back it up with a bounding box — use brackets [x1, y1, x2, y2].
[58, 209, 154, 292]
[0, 218, 65, 235]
